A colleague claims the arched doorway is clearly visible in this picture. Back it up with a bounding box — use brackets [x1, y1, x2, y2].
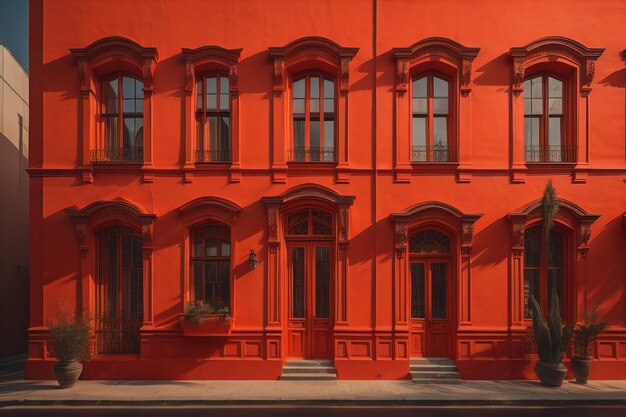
[409, 229, 454, 358]
[285, 209, 334, 359]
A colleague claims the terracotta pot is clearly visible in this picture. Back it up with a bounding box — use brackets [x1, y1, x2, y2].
[54, 360, 83, 388]
[534, 361, 567, 387]
[571, 356, 592, 383]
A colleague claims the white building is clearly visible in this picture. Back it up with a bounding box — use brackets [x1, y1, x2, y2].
[0, 45, 29, 356]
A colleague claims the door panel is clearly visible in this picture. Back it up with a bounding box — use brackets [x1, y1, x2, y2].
[410, 260, 452, 358]
[287, 243, 333, 359]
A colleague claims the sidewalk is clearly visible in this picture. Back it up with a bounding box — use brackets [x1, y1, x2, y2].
[2, 355, 626, 408]
[2, 377, 626, 407]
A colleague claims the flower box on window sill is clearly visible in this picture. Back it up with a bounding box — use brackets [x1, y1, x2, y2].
[179, 314, 233, 336]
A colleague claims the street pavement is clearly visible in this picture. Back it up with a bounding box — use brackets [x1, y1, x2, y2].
[1, 354, 625, 416]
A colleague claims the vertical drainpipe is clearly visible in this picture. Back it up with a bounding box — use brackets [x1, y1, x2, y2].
[371, 0, 378, 334]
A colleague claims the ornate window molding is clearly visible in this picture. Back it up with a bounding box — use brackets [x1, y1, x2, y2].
[70, 37, 158, 183]
[507, 198, 600, 328]
[269, 37, 358, 184]
[390, 201, 482, 331]
[181, 46, 242, 183]
[262, 184, 355, 331]
[65, 199, 157, 327]
[508, 37, 604, 183]
[392, 38, 479, 183]
[179, 197, 242, 317]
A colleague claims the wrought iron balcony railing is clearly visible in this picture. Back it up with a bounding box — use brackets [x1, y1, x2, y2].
[90, 148, 143, 163]
[96, 318, 142, 354]
[411, 146, 458, 162]
[195, 149, 232, 163]
[525, 146, 576, 163]
[289, 147, 336, 163]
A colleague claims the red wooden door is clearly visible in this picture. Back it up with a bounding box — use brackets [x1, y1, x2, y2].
[410, 260, 452, 358]
[287, 243, 333, 359]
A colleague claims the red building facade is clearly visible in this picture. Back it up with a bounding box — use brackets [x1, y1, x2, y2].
[27, 0, 626, 380]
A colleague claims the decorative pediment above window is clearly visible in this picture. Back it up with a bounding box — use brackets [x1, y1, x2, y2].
[509, 37, 604, 97]
[65, 199, 157, 257]
[70, 36, 158, 92]
[391, 201, 482, 258]
[179, 196, 242, 226]
[181, 46, 242, 94]
[507, 198, 600, 258]
[269, 37, 358, 95]
[392, 37, 480, 96]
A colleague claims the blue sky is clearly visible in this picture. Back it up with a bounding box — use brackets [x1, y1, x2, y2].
[0, 0, 28, 72]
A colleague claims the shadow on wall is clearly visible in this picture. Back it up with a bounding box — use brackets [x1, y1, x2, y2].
[0, 129, 30, 356]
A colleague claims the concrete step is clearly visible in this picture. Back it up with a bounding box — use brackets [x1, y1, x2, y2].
[410, 357, 455, 365]
[284, 360, 333, 367]
[279, 372, 337, 381]
[282, 366, 336, 374]
[411, 370, 461, 379]
[409, 364, 457, 372]
[412, 378, 463, 385]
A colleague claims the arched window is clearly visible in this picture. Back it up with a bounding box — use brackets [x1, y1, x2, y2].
[100, 75, 144, 163]
[286, 209, 333, 236]
[524, 74, 568, 162]
[412, 75, 451, 162]
[292, 74, 336, 162]
[524, 226, 564, 318]
[195, 74, 231, 162]
[191, 225, 231, 308]
[96, 226, 143, 354]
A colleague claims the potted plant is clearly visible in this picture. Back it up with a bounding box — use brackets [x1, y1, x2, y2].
[181, 301, 233, 336]
[571, 307, 607, 383]
[48, 311, 91, 388]
[529, 292, 573, 387]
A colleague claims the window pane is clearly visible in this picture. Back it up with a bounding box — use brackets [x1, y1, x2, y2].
[412, 77, 426, 98]
[530, 76, 542, 98]
[221, 242, 231, 257]
[324, 98, 334, 113]
[193, 262, 203, 301]
[105, 116, 118, 149]
[193, 236, 203, 257]
[310, 98, 319, 114]
[524, 269, 540, 318]
[123, 98, 135, 113]
[122, 77, 136, 99]
[310, 120, 320, 151]
[293, 119, 305, 156]
[324, 120, 335, 154]
[291, 247, 305, 318]
[524, 228, 541, 267]
[205, 238, 218, 256]
[206, 77, 217, 93]
[323, 79, 334, 99]
[524, 98, 531, 115]
[135, 80, 144, 99]
[196, 80, 203, 110]
[431, 263, 447, 319]
[549, 98, 562, 115]
[220, 117, 230, 159]
[411, 263, 425, 319]
[524, 117, 539, 161]
[123, 117, 139, 148]
[220, 93, 230, 111]
[105, 79, 118, 114]
[548, 77, 562, 98]
[310, 76, 319, 98]
[434, 77, 448, 98]
[293, 78, 305, 98]
[412, 117, 426, 157]
[549, 117, 562, 149]
[523, 79, 532, 97]
[413, 98, 427, 114]
[315, 247, 330, 318]
[208, 116, 218, 152]
[220, 76, 229, 93]
[433, 98, 448, 115]
[293, 98, 305, 115]
[433, 117, 448, 157]
[207, 94, 217, 110]
[531, 98, 543, 115]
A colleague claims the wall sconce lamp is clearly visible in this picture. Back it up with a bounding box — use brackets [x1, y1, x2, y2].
[248, 249, 259, 270]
